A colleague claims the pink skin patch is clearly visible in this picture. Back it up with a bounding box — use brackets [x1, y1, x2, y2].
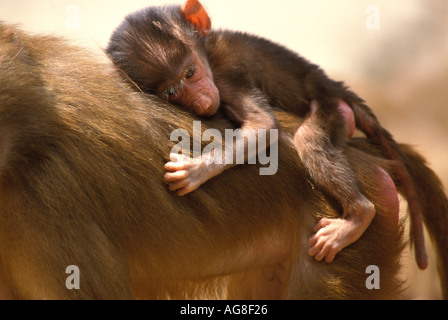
[337, 99, 355, 139]
[372, 166, 400, 225]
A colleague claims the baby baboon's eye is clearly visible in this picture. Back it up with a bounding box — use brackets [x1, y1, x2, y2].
[185, 65, 196, 79]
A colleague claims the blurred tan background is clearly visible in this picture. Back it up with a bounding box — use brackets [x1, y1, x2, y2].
[1, 0, 446, 299]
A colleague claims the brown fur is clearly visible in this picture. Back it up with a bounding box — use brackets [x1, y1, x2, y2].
[0, 23, 446, 299]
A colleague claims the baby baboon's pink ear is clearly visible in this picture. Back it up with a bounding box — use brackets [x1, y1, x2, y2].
[182, 0, 211, 37]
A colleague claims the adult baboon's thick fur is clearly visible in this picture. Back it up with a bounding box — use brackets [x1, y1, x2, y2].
[0, 23, 447, 299]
